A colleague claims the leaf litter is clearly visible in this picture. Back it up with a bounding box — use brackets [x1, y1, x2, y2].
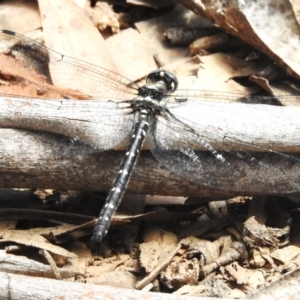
[1, 0, 300, 299]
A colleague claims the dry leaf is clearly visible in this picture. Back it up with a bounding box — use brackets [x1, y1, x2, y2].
[0, 227, 77, 258]
[139, 229, 178, 272]
[37, 0, 117, 86]
[0, 0, 41, 33]
[160, 258, 200, 289]
[181, 0, 300, 80]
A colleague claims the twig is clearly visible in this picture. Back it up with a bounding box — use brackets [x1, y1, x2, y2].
[135, 244, 182, 290]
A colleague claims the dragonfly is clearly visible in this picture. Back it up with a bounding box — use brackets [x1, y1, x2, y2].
[0, 29, 300, 243]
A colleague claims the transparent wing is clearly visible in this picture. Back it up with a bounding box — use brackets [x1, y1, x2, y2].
[0, 97, 135, 155]
[0, 30, 138, 155]
[169, 89, 300, 106]
[148, 94, 300, 193]
[0, 30, 139, 100]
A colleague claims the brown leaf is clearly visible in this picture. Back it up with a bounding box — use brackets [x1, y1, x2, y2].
[0, 227, 77, 258]
[0, 53, 90, 99]
[181, 0, 300, 80]
[37, 0, 117, 85]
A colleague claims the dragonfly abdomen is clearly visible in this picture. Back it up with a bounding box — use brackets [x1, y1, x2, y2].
[91, 112, 150, 243]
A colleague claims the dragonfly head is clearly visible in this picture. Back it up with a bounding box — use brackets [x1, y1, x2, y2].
[145, 70, 178, 94]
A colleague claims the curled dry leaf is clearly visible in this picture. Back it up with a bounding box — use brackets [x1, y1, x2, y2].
[271, 245, 300, 264]
[89, 2, 120, 34]
[139, 229, 178, 273]
[177, 52, 267, 93]
[164, 26, 222, 46]
[0, 227, 77, 259]
[180, 0, 300, 80]
[160, 258, 200, 289]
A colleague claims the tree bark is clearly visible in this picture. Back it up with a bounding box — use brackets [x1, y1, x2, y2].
[0, 97, 299, 196]
[0, 272, 206, 300]
[0, 97, 299, 152]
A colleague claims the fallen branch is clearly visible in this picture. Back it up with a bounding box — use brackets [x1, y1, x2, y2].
[0, 97, 299, 152]
[0, 97, 299, 195]
[0, 271, 204, 300]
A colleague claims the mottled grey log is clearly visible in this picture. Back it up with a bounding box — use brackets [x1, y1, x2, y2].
[0, 128, 229, 197]
[0, 271, 219, 300]
[0, 97, 299, 152]
[0, 97, 299, 196]
[0, 128, 298, 196]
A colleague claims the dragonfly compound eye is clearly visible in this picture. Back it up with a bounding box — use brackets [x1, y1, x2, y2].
[146, 70, 178, 93]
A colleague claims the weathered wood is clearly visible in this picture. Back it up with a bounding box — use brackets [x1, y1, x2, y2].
[0, 97, 299, 195]
[0, 128, 233, 197]
[0, 271, 217, 300]
[0, 97, 299, 152]
[0, 128, 298, 196]
[0, 250, 75, 279]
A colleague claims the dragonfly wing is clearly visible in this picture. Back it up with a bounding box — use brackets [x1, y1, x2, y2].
[148, 98, 300, 193]
[0, 30, 139, 100]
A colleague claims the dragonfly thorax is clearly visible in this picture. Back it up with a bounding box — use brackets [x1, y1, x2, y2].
[132, 97, 163, 116]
